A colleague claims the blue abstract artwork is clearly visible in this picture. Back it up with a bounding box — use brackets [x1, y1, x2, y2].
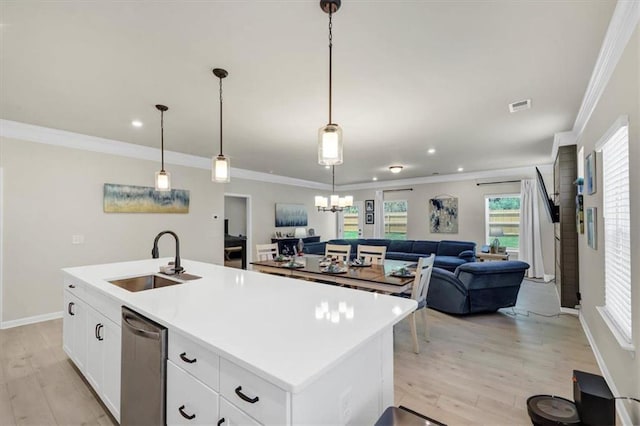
[103, 183, 189, 213]
[275, 203, 308, 227]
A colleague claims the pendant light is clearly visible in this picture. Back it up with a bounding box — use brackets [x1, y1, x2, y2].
[318, 0, 343, 166]
[212, 68, 230, 183]
[315, 165, 353, 212]
[154, 104, 171, 191]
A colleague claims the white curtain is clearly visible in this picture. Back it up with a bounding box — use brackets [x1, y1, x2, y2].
[373, 190, 385, 238]
[519, 179, 545, 278]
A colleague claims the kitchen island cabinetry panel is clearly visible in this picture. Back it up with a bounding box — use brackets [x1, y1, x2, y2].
[63, 259, 416, 425]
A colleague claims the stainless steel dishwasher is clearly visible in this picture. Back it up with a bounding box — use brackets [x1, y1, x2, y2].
[121, 306, 167, 426]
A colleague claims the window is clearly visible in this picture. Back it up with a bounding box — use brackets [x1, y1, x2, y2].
[485, 195, 520, 250]
[383, 200, 407, 240]
[597, 118, 632, 347]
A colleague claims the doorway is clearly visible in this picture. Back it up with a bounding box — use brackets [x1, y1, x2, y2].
[224, 193, 252, 269]
[338, 201, 364, 239]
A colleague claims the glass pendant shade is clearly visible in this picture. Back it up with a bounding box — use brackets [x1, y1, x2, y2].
[330, 194, 340, 206]
[315, 196, 328, 208]
[318, 123, 343, 165]
[212, 155, 230, 183]
[343, 195, 353, 206]
[155, 170, 171, 191]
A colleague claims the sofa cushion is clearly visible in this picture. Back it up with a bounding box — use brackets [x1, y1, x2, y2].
[436, 240, 476, 256]
[386, 252, 422, 262]
[412, 240, 439, 254]
[434, 256, 467, 272]
[362, 239, 391, 247]
[388, 240, 414, 253]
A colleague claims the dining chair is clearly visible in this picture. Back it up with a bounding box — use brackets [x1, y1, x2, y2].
[256, 243, 279, 261]
[396, 254, 435, 354]
[325, 244, 351, 262]
[356, 245, 387, 265]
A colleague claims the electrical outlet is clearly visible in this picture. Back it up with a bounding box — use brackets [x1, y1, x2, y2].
[71, 235, 84, 245]
[339, 387, 352, 424]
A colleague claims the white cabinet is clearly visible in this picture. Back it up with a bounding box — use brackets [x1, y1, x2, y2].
[167, 360, 219, 425]
[85, 305, 122, 422]
[62, 274, 121, 423]
[62, 290, 87, 371]
[219, 397, 261, 426]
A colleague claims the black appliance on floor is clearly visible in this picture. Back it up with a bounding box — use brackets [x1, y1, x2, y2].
[527, 370, 615, 426]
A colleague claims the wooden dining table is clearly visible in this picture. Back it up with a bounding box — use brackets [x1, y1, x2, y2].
[251, 256, 417, 294]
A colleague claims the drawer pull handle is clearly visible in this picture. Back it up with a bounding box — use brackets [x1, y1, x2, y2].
[179, 352, 197, 364]
[235, 386, 259, 404]
[68, 284, 76, 289]
[95, 324, 104, 341]
[217, 418, 225, 426]
[68, 302, 75, 316]
[178, 405, 196, 420]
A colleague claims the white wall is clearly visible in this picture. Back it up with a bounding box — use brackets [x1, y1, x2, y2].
[224, 196, 247, 236]
[0, 136, 224, 323]
[225, 178, 337, 261]
[576, 25, 639, 422]
[347, 173, 556, 274]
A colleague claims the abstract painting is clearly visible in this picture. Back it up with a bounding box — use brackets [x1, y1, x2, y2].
[275, 203, 308, 227]
[103, 183, 189, 213]
[429, 197, 458, 233]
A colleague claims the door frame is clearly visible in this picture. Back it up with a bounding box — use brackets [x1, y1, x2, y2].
[0, 168, 3, 327]
[224, 193, 252, 265]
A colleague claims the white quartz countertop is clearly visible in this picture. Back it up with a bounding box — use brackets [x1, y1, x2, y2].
[63, 258, 416, 393]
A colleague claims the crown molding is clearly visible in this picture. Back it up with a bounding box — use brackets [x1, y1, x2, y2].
[572, 0, 640, 140]
[337, 165, 553, 192]
[0, 119, 330, 190]
[551, 131, 578, 160]
[0, 119, 554, 191]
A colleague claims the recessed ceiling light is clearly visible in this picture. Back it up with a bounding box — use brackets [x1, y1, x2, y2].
[457, 167, 464, 172]
[131, 120, 143, 128]
[389, 165, 403, 174]
[372, 177, 378, 181]
[427, 148, 436, 154]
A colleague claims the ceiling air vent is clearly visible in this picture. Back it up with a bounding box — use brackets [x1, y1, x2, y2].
[509, 99, 531, 113]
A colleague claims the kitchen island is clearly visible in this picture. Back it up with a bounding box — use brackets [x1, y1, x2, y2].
[62, 258, 416, 425]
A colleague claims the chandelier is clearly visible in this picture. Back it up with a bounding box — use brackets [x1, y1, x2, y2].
[315, 166, 353, 212]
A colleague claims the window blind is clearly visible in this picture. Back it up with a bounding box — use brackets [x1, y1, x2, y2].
[601, 124, 631, 342]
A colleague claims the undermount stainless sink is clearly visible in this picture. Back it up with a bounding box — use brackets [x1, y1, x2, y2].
[108, 274, 183, 292]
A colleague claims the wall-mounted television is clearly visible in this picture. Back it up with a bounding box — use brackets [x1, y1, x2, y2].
[536, 167, 560, 223]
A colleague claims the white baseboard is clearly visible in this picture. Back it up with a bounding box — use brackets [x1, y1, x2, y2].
[543, 274, 555, 283]
[1, 311, 63, 329]
[579, 312, 633, 425]
[560, 307, 580, 316]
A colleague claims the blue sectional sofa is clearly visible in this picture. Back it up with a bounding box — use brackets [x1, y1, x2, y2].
[302, 238, 476, 272]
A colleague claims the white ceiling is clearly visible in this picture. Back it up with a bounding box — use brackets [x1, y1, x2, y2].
[0, 1, 615, 185]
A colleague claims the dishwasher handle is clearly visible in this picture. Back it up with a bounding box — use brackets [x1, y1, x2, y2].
[122, 311, 162, 340]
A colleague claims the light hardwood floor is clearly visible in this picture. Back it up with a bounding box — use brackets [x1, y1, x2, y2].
[0, 282, 599, 425]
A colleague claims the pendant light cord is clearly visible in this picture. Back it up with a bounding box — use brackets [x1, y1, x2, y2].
[160, 109, 165, 172]
[332, 165, 335, 192]
[328, 9, 333, 124]
[219, 77, 224, 156]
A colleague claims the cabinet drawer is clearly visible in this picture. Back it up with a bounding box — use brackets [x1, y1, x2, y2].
[220, 359, 289, 425]
[167, 361, 219, 426]
[63, 275, 85, 299]
[220, 397, 261, 426]
[169, 330, 220, 391]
